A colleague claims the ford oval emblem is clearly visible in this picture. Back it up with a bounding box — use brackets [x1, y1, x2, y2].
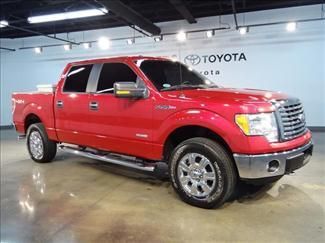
[298, 113, 305, 123]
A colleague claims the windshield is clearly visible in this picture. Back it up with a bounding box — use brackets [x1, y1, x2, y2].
[139, 60, 218, 91]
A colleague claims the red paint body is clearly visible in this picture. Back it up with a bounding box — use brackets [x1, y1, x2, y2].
[12, 56, 312, 161]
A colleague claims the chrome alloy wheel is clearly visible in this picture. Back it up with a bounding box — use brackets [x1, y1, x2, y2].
[29, 131, 44, 160]
[177, 153, 217, 198]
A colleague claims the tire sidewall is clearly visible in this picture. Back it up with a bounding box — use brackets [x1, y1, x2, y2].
[170, 142, 230, 208]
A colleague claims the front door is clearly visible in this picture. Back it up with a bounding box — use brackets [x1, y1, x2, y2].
[87, 62, 154, 159]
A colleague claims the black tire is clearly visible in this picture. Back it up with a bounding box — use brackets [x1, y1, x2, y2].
[27, 123, 57, 163]
[169, 137, 237, 209]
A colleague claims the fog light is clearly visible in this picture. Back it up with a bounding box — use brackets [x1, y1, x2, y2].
[267, 160, 280, 173]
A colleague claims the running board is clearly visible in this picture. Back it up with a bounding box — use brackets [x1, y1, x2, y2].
[17, 135, 26, 140]
[59, 145, 156, 172]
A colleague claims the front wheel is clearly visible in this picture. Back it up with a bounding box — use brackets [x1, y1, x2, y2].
[169, 137, 237, 209]
[27, 123, 57, 163]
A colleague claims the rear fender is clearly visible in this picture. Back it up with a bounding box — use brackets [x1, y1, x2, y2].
[22, 102, 58, 141]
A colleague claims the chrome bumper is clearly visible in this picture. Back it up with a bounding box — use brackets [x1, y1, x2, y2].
[233, 141, 313, 179]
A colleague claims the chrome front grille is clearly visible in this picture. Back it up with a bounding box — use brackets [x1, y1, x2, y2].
[276, 99, 307, 141]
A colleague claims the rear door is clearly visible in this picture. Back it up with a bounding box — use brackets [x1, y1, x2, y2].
[87, 62, 154, 158]
[54, 64, 94, 146]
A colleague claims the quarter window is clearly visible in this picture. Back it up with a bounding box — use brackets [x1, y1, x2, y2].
[96, 63, 137, 93]
[63, 64, 93, 92]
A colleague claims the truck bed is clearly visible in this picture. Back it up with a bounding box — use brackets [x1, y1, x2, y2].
[12, 92, 56, 138]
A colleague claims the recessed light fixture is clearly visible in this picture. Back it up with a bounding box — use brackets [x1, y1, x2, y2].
[28, 8, 108, 24]
[98, 37, 110, 50]
[63, 44, 72, 51]
[176, 31, 187, 42]
[286, 22, 297, 32]
[206, 30, 215, 38]
[126, 38, 135, 45]
[0, 20, 9, 28]
[83, 42, 91, 49]
[239, 26, 248, 35]
[153, 35, 163, 42]
[34, 47, 42, 54]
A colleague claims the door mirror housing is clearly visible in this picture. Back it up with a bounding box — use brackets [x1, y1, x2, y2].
[114, 82, 147, 98]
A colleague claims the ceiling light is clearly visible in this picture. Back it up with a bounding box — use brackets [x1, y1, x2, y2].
[63, 44, 72, 51]
[171, 55, 178, 62]
[286, 22, 297, 32]
[98, 37, 110, 50]
[176, 31, 187, 42]
[206, 30, 215, 38]
[83, 42, 91, 49]
[0, 20, 9, 28]
[153, 35, 163, 42]
[126, 39, 135, 45]
[28, 8, 108, 24]
[239, 27, 248, 35]
[34, 47, 42, 54]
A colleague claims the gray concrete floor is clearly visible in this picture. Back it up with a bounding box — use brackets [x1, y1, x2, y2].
[1, 129, 324, 243]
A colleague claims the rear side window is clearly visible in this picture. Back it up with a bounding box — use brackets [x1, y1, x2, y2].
[97, 63, 137, 93]
[63, 64, 93, 92]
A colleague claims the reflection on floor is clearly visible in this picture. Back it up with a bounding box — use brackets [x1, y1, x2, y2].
[1, 129, 324, 242]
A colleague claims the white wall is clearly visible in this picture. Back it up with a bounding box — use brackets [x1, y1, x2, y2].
[1, 4, 324, 126]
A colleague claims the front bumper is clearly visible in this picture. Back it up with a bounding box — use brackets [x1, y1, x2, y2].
[233, 141, 313, 179]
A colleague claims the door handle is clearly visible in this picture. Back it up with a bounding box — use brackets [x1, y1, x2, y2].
[56, 100, 63, 108]
[89, 101, 98, 111]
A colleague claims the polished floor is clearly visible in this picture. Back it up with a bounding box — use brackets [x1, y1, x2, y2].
[1, 129, 324, 243]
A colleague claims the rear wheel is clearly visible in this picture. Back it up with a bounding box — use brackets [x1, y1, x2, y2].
[27, 123, 57, 163]
[169, 137, 237, 209]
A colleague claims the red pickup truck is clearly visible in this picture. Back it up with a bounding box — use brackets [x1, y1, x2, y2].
[12, 56, 313, 208]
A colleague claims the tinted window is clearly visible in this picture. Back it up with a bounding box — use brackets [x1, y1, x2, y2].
[140, 60, 215, 91]
[63, 64, 93, 92]
[97, 63, 137, 93]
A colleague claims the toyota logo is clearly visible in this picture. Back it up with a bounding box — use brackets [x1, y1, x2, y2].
[184, 54, 201, 66]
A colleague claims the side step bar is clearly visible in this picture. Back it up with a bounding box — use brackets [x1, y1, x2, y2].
[59, 145, 156, 172]
[18, 135, 26, 140]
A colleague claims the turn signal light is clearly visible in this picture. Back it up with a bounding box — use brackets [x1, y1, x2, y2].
[116, 90, 131, 95]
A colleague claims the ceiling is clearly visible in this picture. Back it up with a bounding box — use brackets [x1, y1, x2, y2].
[0, 0, 323, 38]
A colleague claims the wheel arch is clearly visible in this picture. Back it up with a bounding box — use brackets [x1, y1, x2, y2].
[163, 125, 233, 162]
[24, 113, 42, 132]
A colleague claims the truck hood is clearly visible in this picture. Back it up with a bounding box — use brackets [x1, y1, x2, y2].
[164, 88, 289, 103]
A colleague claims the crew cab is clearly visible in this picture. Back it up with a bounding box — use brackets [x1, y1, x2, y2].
[12, 56, 313, 208]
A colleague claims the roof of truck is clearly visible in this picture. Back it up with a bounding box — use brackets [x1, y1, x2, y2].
[69, 55, 171, 66]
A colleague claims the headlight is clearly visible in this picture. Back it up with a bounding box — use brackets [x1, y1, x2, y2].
[235, 112, 279, 142]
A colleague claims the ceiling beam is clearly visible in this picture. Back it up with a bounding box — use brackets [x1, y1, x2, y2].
[0, 47, 15, 51]
[231, 0, 239, 29]
[0, 0, 21, 5]
[99, 0, 161, 35]
[6, 24, 79, 45]
[169, 0, 197, 24]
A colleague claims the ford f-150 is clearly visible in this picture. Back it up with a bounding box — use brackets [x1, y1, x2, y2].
[12, 56, 313, 208]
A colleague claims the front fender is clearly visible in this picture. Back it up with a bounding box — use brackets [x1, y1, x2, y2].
[154, 109, 248, 153]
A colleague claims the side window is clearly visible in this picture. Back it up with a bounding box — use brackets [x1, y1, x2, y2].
[63, 64, 93, 92]
[96, 63, 137, 93]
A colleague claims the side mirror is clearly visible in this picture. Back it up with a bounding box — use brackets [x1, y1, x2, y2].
[114, 82, 147, 98]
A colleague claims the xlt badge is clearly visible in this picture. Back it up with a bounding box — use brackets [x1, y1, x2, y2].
[155, 105, 176, 110]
